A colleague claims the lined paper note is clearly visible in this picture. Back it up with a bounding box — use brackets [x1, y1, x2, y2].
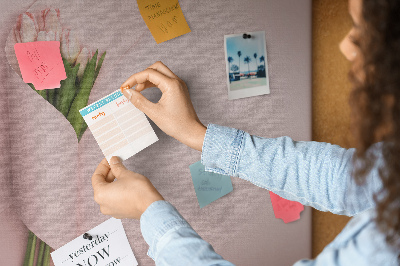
[80, 89, 158, 163]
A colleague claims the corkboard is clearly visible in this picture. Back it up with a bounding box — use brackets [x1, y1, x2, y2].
[312, 0, 354, 258]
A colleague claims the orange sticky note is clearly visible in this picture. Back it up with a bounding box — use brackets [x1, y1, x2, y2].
[14, 41, 66, 90]
[269, 191, 304, 223]
[137, 0, 191, 44]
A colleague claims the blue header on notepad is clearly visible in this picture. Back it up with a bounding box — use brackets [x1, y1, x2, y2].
[80, 90, 123, 116]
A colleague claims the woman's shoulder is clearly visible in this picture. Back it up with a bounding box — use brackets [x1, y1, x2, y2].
[323, 209, 399, 265]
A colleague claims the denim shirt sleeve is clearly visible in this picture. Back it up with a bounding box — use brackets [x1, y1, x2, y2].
[201, 124, 383, 216]
[140, 200, 235, 265]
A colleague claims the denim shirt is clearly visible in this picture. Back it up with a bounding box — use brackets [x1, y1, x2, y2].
[140, 124, 399, 265]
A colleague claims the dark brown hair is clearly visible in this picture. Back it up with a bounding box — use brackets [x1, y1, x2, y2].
[350, 0, 400, 252]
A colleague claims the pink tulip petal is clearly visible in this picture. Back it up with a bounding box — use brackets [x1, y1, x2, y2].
[20, 13, 38, 43]
[65, 30, 80, 64]
[14, 27, 21, 43]
[60, 29, 70, 59]
[37, 31, 47, 41]
[44, 9, 62, 35]
[75, 47, 90, 79]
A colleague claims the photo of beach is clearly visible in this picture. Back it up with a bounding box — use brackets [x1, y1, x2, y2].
[224, 31, 270, 100]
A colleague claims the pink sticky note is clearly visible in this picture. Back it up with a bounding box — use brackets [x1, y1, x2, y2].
[269, 191, 304, 223]
[14, 41, 66, 90]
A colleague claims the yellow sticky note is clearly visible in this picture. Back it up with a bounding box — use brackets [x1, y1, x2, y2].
[137, 0, 191, 44]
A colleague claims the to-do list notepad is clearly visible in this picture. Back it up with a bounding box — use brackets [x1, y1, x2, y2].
[80, 89, 158, 163]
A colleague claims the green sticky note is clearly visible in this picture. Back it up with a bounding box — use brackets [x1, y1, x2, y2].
[189, 161, 233, 208]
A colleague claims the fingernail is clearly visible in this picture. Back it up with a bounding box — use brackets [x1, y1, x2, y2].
[125, 89, 133, 100]
[110, 156, 121, 165]
[120, 85, 129, 92]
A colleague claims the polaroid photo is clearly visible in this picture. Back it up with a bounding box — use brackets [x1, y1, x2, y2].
[224, 31, 270, 100]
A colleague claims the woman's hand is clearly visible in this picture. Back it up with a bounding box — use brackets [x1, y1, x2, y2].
[120, 61, 206, 151]
[91, 156, 164, 219]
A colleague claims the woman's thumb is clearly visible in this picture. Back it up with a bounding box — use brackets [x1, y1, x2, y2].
[109, 156, 128, 178]
[122, 89, 154, 115]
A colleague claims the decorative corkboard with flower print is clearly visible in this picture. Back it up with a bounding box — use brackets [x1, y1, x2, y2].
[1, 1, 313, 265]
[6, 8, 106, 142]
[5, 7, 107, 265]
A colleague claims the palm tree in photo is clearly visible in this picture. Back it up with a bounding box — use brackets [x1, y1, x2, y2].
[260, 55, 265, 70]
[244, 56, 251, 78]
[237, 51, 242, 77]
[253, 53, 258, 75]
[228, 56, 233, 73]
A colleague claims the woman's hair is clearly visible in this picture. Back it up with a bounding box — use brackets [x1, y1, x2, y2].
[350, 0, 400, 251]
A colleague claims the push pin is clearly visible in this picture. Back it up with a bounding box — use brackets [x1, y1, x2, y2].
[83, 233, 94, 240]
[243, 33, 252, 39]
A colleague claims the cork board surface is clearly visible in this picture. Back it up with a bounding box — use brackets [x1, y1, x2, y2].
[0, 0, 354, 262]
[312, 0, 354, 258]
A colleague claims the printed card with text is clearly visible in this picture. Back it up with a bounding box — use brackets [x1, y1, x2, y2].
[51, 218, 137, 266]
[80, 89, 158, 163]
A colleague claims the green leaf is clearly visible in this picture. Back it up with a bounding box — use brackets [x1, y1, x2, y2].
[37, 240, 45, 266]
[77, 120, 88, 142]
[47, 88, 56, 106]
[42, 244, 51, 266]
[23, 231, 36, 266]
[94, 51, 106, 83]
[67, 50, 98, 140]
[58, 58, 80, 117]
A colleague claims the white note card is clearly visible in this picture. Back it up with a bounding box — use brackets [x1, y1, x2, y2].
[80, 89, 158, 163]
[51, 218, 138, 266]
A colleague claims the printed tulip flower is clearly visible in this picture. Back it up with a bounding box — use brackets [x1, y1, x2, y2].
[40, 8, 62, 41]
[75, 47, 91, 80]
[61, 29, 80, 65]
[5, 9, 106, 265]
[36, 30, 58, 41]
[15, 12, 39, 43]
[6, 7, 106, 140]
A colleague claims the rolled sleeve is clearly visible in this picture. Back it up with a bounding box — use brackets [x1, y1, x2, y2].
[201, 124, 245, 176]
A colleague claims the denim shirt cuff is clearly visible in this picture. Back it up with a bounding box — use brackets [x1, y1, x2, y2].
[140, 200, 190, 260]
[201, 124, 245, 176]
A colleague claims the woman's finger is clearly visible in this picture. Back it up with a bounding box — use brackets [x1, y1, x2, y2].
[120, 68, 173, 94]
[135, 81, 157, 92]
[91, 158, 110, 189]
[105, 168, 116, 183]
[147, 61, 178, 79]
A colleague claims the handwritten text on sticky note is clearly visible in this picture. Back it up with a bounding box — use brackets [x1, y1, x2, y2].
[189, 161, 233, 208]
[14, 41, 66, 90]
[269, 191, 304, 223]
[137, 0, 191, 44]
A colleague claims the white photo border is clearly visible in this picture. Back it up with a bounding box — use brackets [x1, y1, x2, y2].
[224, 31, 270, 100]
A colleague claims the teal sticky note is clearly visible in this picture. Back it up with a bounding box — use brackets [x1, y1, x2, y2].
[189, 161, 233, 208]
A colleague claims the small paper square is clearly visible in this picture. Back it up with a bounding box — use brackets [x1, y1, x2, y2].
[189, 161, 233, 208]
[79, 89, 158, 164]
[51, 218, 138, 266]
[14, 41, 66, 90]
[137, 0, 191, 44]
[269, 191, 304, 223]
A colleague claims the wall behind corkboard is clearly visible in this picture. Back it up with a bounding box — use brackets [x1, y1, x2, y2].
[312, 0, 355, 258]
